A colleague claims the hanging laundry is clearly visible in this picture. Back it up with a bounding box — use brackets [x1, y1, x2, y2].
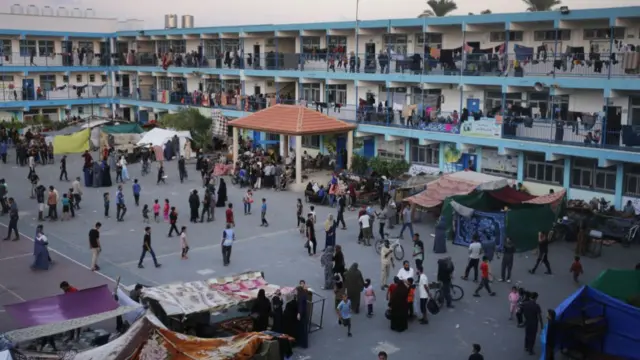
[495, 43, 505, 55]
[464, 43, 474, 53]
[430, 48, 441, 59]
[513, 45, 533, 62]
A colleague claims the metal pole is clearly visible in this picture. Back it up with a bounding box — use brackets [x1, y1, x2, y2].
[354, 0, 360, 117]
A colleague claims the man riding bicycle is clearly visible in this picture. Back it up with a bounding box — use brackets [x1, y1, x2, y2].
[437, 257, 455, 308]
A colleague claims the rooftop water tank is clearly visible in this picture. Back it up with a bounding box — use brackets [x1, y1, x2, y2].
[164, 14, 177, 29]
[71, 7, 81, 17]
[27, 5, 39, 16]
[10, 4, 23, 14]
[57, 6, 68, 16]
[181, 15, 194, 28]
[85, 8, 95, 17]
[42, 6, 53, 16]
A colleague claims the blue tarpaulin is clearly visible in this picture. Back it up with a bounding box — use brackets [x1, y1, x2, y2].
[541, 286, 640, 360]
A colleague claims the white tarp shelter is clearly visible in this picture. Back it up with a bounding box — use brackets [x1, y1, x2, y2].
[0, 350, 13, 360]
[137, 128, 192, 157]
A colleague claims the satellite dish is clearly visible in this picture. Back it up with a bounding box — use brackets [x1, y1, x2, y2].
[533, 82, 545, 92]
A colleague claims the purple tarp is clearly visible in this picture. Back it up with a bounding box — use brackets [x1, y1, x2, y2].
[4, 284, 118, 328]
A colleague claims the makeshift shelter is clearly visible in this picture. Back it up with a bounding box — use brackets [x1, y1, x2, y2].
[52, 128, 90, 154]
[441, 187, 565, 251]
[590, 269, 640, 304]
[99, 123, 144, 153]
[0, 350, 12, 360]
[136, 128, 192, 161]
[541, 286, 640, 360]
[394, 174, 439, 203]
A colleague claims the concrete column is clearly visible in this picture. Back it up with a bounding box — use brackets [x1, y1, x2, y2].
[346, 130, 354, 170]
[516, 151, 524, 183]
[295, 135, 303, 185]
[279, 134, 286, 156]
[404, 139, 410, 163]
[614, 163, 624, 210]
[563, 158, 571, 199]
[232, 127, 239, 165]
[438, 142, 445, 172]
[475, 147, 483, 172]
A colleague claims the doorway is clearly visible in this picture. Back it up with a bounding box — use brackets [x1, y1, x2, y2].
[466, 42, 480, 51]
[604, 105, 622, 147]
[365, 43, 376, 74]
[123, 108, 131, 121]
[22, 79, 35, 100]
[253, 45, 261, 69]
[121, 74, 130, 97]
[254, 86, 261, 96]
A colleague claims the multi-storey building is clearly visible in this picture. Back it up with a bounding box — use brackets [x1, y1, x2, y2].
[2, 5, 640, 209]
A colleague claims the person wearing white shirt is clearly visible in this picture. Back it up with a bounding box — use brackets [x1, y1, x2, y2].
[359, 212, 372, 246]
[462, 236, 483, 282]
[397, 261, 415, 282]
[417, 268, 432, 324]
[221, 224, 235, 266]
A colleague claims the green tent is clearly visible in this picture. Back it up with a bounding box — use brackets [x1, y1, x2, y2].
[101, 123, 144, 134]
[590, 269, 640, 303]
[441, 190, 565, 252]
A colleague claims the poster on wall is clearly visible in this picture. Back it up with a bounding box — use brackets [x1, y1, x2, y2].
[482, 149, 518, 174]
[460, 119, 502, 138]
[454, 211, 506, 249]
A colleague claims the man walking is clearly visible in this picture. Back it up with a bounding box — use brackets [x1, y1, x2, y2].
[336, 194, 347, 229]
[380, 239, 394, 290]
[35, 183, 46, 221]
[462, 236, 482, 282]
[88, 222, 101, 271]
[71, 177, 82, 209]
[3, 198, 19, 241]
[115, 185, 127, 221]
[132, 179, 141, 206]
[59, 155, 68, 181]
[168, 207, 180, 236]
[412, 233, 424, 270]
[178, 156, 187, 183]
[398, 204, 414, 239]
[522, 292, 543, 355]
[221, 223, 234, 266]
[138, 226, 161, 268]
[260, 198, 269, 227]
[47, 186, 59, 220]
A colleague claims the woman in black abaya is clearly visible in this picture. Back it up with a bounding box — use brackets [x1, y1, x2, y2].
[101, 160, 112, 187]
[251, 289, 272, 332]
[271, 290, 284, 333]
[344, 262, 365, 314]
[216, 178, 227, 207]
[282, 298, 299, 340]
[388, 279, 409, 332]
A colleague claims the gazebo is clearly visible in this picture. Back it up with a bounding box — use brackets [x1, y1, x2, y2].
[229, 104, 357, 185]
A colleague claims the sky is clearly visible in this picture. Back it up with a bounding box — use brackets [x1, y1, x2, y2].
[17, 0, 640, 29]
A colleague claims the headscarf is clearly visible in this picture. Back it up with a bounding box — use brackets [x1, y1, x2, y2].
[324, 214, 334, 232]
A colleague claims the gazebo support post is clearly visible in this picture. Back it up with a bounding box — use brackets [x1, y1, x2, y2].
[295, 135, 302, 185]
[232, 127, 239, 165]
[280, 134, 287, 157]
[346, 130, 354, 170]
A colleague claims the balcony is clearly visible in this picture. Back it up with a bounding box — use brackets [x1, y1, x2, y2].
[122, 51, 640, 79]
[0, 84, 113, 103]
[0, 52, 110, 67]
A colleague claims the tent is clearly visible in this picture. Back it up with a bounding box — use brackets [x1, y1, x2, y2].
[541, 286, 640, 360]
[404, 171, 509, 208]
[137, 128, 192, 160]
[52, 128, 90, 154]
[100, 123, 145, 152]
[590, 269, 640, 304]
[0, 350, 12, 360]
[441, 187, 565, 251]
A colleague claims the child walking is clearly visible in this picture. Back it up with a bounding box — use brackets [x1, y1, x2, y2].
[103, 192, 110, 218]
[61, 194, 71, 221]
[260, 198, 269, 227]
[407, 278, 416, 318]
[364, 279, 376, 317]
[508, 286, 520, 320]
[163, 199, 170, 222]
[142, 204, 150, 223]
[153, 199, 160, 222]
[336, 293, 353, 337]
[180, 226, 189, 259]
[570, 256, 584, 283]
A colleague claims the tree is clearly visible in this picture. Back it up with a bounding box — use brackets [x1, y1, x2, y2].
[350, 154, 369, 175]
[158, 107, 211, 148]
[419, 0, 458, 17]
[522, 0, 561, 11]
[480, 9, 492, 14]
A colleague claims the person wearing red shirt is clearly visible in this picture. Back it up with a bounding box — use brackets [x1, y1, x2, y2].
[59, 281, 78, 293]
[472, 256, 496, 297]
[225, 203, 235, 227]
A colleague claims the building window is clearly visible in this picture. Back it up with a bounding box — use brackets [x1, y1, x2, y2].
[415, 33, 443, 50]
[327, 84, 347, 105]
[222, 39, 239, 53]
[302, 135, 320, 148]
[88, 74, 95, 82]
[583, 27, 625, 40]
[77, 41, 94, 51]
[265, 133, 279, 141]
[485, 91, 522, 114]
[158, 77, 172, 91]
[327, 36, 347, 51]
[411, 88, 441, 107]
[101, 75, 108, 83]
[62, 75, 69, 83]
[37, 40, 54, 57]
[0, 75, 14, 81]
[489, 31, 524, 42]
[1, 40, 11, 55]
[39, 75, 56, 91]
[302, 37, 321, 53]
[624, 165, 640, 197]
[630, 97, 640, 126]
[410, 140, 438, 166]
[383, 34, 407, 55]
[301, 83, 320, 102]
[19, 40, 36, 57]
[524, 153, 563, 185]
[77, 107, 84, 115]
[533, 30, 571, 41]
[571, 158, 616, 192]
[203, 40, 220, 58]
[115, 74, 120, 82]
[76, 74, 83, 83]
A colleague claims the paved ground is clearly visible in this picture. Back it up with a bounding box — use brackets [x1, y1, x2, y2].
[1, 154, 639, 360]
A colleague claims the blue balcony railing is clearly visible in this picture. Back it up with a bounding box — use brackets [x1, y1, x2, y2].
[0, 52, 111, 67]
[122, 51, 640, 79]
[119, 91, 639, 152]
[0, 84, 113, 102]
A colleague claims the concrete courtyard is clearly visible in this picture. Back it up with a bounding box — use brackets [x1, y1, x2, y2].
[1, 154, 639, 360]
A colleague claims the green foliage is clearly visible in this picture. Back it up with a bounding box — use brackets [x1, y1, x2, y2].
[522, 0, 561, 11]
[159, 108, 210, 148]
[350, 153, 369, 175]
[363, 156, 411, 178]
[323, 135, 337, 154]
[419, 0, 458, 17]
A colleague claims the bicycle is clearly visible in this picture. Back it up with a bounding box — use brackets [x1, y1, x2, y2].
[374, 234, 405, 261]
[431, 281, 465, 306]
